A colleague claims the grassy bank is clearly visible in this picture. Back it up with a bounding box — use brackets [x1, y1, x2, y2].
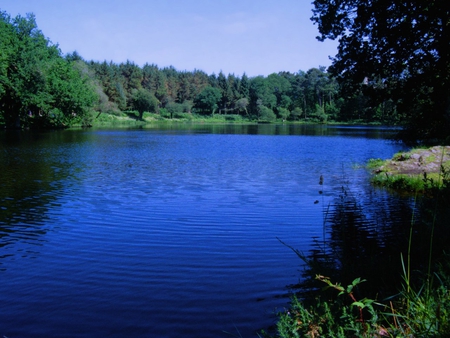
[368, 146, 450, 192]
[72, 110, 392, 129]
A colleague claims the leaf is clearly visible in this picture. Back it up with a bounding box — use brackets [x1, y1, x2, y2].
[351, 301, 365, 308]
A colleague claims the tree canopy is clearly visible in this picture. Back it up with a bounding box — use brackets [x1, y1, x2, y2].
[193, 86, 221, 114]
[3, 8, 441, 132]
[0, 11, 96, 129]
[131, 88, 159, 119]
[312, 0, 450, 143]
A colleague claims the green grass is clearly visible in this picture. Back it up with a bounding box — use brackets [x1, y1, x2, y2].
[366, 158, 385, 170]
[370, 172, 442, 192]
[367, 146, 450, 192]
[76, 110, 406, 130]
[392, 151, 411, 161]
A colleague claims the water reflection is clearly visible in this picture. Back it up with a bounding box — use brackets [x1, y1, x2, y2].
[293, 181, 450, 302]
[139, 123, 399, 138]
[0, 130, 89, 264]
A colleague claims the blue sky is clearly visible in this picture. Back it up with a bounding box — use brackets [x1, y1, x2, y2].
[1, 0, 338, 77]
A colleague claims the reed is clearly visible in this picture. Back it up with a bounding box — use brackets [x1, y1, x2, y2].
[264, 167, 450, 337]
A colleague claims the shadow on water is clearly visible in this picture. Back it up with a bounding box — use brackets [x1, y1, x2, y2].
[141, 123, 400, 138]
[288, 180, 450, 304]
[0, 130, 88, 266]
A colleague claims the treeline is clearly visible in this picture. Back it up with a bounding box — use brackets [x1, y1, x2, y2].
[0, 10, 400, 129]
[85, 58, 400, 124]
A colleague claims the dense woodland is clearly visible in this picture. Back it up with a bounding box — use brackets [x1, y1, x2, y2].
[80, 57, 400, 125]
[0, 10, 403, 132]
[2, 3, 446, 137]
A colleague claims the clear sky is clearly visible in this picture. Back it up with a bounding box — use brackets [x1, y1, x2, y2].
[1, 0, 338, 77]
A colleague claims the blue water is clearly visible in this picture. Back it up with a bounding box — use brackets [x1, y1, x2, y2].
[0, 125, 404, 337]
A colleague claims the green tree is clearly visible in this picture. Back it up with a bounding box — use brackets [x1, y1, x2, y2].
[217, 71, 233, 112]
[131, 88, 159, 119]
[305, 67, 328, 113]
[239, 73, 250, 99]
[290, 71, 308, 117]
[266, 73, 292, 107]
[0, 12, 95, 129]
[193, 86, 221, 114]
[258, 105, 276, 122]
[142, 63, 167, 102]
[89, 61, 127, 110]
[290, 107, 303, 121]
[161, 66, 179, 102]
[208, 73, 218, 88]
[249, 76, 277, 116]
[277, 107, 290, 120]
[312, 0, 450, 142]
[235, 97, 249, 117]
[165, 101, 183, 118]
[177, 72, 192, 103]
[190, 69, 209, 100]
[120, 60, 142, 106]
[0, 12, 54, 128]
[43, 57, 97, 127]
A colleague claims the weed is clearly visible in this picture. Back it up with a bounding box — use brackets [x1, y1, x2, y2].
[392, 151, 411, 161]
[366, 158, 385, 170]
[265, 169, 450, 337]
[262, 276, 384, 337]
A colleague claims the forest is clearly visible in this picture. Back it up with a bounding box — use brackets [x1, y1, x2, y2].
[0, 10, 401, 132]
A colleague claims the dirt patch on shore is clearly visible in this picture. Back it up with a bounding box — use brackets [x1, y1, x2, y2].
[374, 146, 450, 176]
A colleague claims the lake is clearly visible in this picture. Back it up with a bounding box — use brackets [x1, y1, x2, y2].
[0, 124, 408, 337]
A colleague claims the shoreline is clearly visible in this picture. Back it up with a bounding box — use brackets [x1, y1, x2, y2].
[369, 146, 450, 191]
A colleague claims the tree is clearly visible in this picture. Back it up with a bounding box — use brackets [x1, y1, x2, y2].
[142, 63, 167, 102]
[258, 105, 276, 122]
[217, 71, 233, 112]
[0, 12, 54, 128]
[305, 67, 328, 112]
[249, 76, 277, 117]
[277, 107, 290, 121]
[131, 88, 159, 119]
[165, 101, 183, 119]
[43, 57, 97, 127]
[0, 12, 95, 129]
[312, 0, 450, 142]
[290, 107, 303, 121]
[266, 73, 292, 108]
[239, 73, 250, 99]
[235, 97, 249, 117]
[120, 60, 142, 105]
[193, 86, 221, 114]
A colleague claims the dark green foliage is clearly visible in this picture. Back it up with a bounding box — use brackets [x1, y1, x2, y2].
[131, 88, 159, 119]
[165, 101, 183, 119]
[312, 0, 450, 143]
[142, 63, 168, 103]
[277, 107, 290, 120]
[239, 73, 250, 98]
[57, 42, 398, 125]
[2, 7, 433, 128]
[0, 11, 96, 129]
[290, 107, 303, 121]
[193, 86, 221, 114]
[258, 106, 276, 122]
[235, 97, 249, 117]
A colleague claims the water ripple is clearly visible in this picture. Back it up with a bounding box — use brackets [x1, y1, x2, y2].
[0, 128, 405, 338]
